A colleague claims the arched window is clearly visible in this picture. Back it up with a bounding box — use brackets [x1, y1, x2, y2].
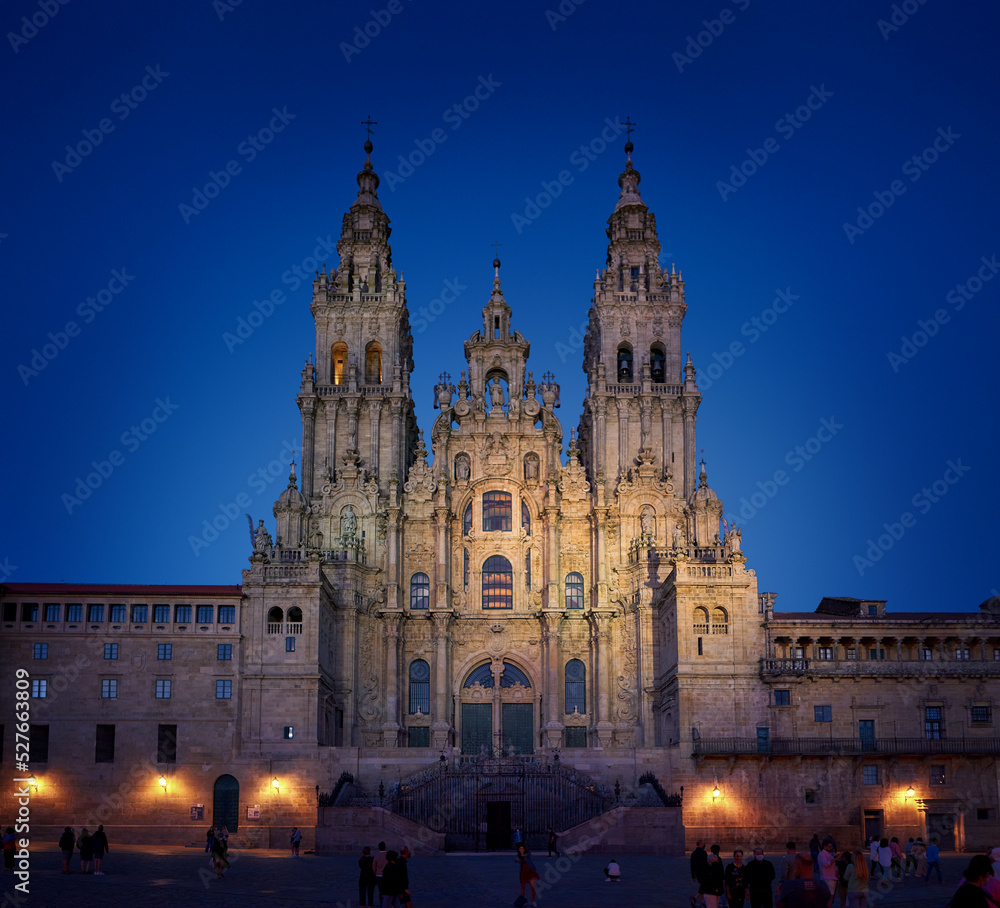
[500, 662, 531, 687]
[565, 572, 585, 609]
[525, 549, 531, 590]
[267, 607, 284, 624]
[287, 606, 302, 623]
[463, 549, 470, 589]
[464, 662, 495, 687]
[693, 606, 709, 633]
[410, 572, 430, 609]
[463, 502, 472, 535]
[331, 343, 348, 385]
[650, 344, 666, 383]
[565, 658, 586, 713]
[482, 555, 513, 609]
[617, 345, 633, 383]
[365, 343, 382, 384]
[482, 491, 512, 531]
[712, 606, 729, 635]
[521, 500, 531, 535]
[408, 660, 430, 714]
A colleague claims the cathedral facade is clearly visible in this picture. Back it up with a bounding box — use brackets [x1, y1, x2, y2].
[3, 139, 999, 852]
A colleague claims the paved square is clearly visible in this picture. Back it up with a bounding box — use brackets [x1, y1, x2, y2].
[9, 844, 970, 908]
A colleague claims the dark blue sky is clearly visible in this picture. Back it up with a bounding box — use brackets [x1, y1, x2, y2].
[4, 0, 998, 613]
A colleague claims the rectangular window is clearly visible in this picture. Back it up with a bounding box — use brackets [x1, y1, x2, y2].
[774, 690, 790, 706]
[132, 604, 148, 623]
[995, 648, 1000, 661]
[859, 719, 876, 751]
[925, 706, 944, 740]
[196, 606, 213, 624]
[868, 604, 878, 615]
[217, 644, 232, 661]
[155, 679, 172, 699]
[756, 726, 770, 753]
[697, 637, 703, 656]
[87, 604, 104, 623]
[407, 727, 430, 747]
[33, 643, 48, 660]
[869, 648, 885, 660]
[21, 603, 39, 622]
[175, 605, 192, 623]
[110, 605, 127, 623]
[921, 648, 933, 661]
[817, 646, 833, 661]
[157, 643, 172, 660]
[101, 679, 118, 699]
[956, 647, 970, 661]
[285, 636, 295, 652]
[66, 604, 82, 622]
[153, 605, 169, 624]
[31, 680, 47, 698]
[215, 680, 232, 699]
[156, 724, 177, 763]
[30, 725, 49, 763]
[972, 706, 992, 725]
[218, 606, 236, 624]
[44, 603, 60, 622]
[978, 808, 993, 821]
[863, 765, 879, 785]
[283, 726, 294, 739]
[95, 724, 115, 763]
[814, 705, 832, 723]
[104, 643, 118, 660]
[565, 727, 588, 748]
[805, 789, 817, 804]
[929, 764, 945, 786]
[482, 490, 512, 531]
[525, 550, 531, 589]
[846, 648, 857, 660]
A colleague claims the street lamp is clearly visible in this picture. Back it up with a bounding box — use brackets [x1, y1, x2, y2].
[712, 785, 721, 801]
[158, 776, 167, 791]
[272, 777, 280, 791]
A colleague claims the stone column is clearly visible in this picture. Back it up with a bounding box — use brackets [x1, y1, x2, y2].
[682, 401, 697, 499]
[616, 398, 629, 475]
[368, 399, 382, 476]
[542, 614, 562, 748]
[382, 613, 402, 746]
[491, 660, 503, 754]
[431, 613, 451, 750]
[593, 613, 614, 747]
[300, 397, 316, 498]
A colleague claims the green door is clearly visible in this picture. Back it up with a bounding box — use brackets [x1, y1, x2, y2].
[213, 774, 239, 832]
[501, 703, 533, 754]
[462, 703, 492, 754]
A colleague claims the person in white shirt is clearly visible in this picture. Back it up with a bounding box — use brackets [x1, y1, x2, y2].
[604, 860, 621, 881]
[817, 841, 839, 897]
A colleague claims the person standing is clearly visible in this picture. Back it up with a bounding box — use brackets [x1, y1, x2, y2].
[782, 842, 798, 882]
[2, 828, 15, 872]
[77, 827, 93, 874]
[691, 838, 709, 907]
[776, 854, 830, 907]
[817, 840, 839, 900]
[923, 836, 942, 884]
[949, 854, 993, 907]
[58, 827, 75, 874]
[205, 826, 215, 853]
[91, 825, 109, 875]
[358, 845, 376, 908]
[843, 852, 869, 908]
[372, 840, 389, 904]
[912, 837, 927, 878]
[380, 850, 405, 908]
[835, 850, 852, 908]
[725, 849, 748, 908]
[515, 843, 540, 907]
[702, 848, 726, 908]
[290, 827, 302, 857]
[744, 847, 777, 908]
[868, 837, 879, 878]
[809, 835, 822, 874]
[398, 846, 413, 908]
[889, 837, 903, 881]
[547, 826, 560, 858]
[211, 832, 230, 879]
[904, 838, 916, 876]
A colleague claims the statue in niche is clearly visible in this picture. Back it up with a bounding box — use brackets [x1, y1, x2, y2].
[253, 520, 273, 554]
[672, 521, 683, 550]
[524, 454, 539, 481]
[489, 378, 506, 411]
[640, 506, 654, 537]
[341, 505, 358, 539]
[730, 526, 742, 553]
[455, 455, 471, 481]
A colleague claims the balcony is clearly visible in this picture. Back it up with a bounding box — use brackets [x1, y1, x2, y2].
[693, 736, 1000, 757]
[760, 657, 1000, 679]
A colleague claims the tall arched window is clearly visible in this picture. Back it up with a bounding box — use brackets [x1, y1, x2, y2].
[693, 606, 709, 633]
[365, 343, 382, 383]
[483, 491, 512, 531]
[521, 500, 531, 535]
[617, 345, 633, 383]
[331, 343, 348, 385]
[650, 344, 666, 383]
[565, 572, 584, 609]
[408, 660, 430, 714]
[712, 607, 729, 635]
[463, 502, 472, 535]
[565, 659, 586, 713]
[410, 573, 430, 609]
[482, 555, 513, 609]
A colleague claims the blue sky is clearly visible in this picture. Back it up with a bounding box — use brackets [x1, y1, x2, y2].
[3, 0, 998, 614]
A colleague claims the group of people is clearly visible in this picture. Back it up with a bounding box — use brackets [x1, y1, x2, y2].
[358, 840, 413, 908]
[55, 825, 110, 875]
[204, 825, 230, 879]
[690, 841, 778, 908]
[862, 832, 940, 883]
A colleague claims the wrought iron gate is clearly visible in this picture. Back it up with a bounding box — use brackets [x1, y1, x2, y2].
[384, 755, 611, 851]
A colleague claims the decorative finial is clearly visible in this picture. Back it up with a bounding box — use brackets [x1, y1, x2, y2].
[361, 114, 377, 168]
[491, 241, 502, 275]
[623, 116, 637, 156]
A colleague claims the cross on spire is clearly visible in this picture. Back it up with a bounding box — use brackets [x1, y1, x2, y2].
[361, 115, 377, 139]
[623, 116, 637, 143]
[490, 241, 503, 258]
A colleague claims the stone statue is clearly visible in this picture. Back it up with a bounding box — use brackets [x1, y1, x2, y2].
[640, 506, 654, 537]
[672, 521, 682, 550]
[524, 455, 538, 481]
[253, 520, 273, 554]
[456, 455, 470, 481]
[341, 505, 358, 539]
[731, 526, 742, 553]
[489, 378, 505, 411]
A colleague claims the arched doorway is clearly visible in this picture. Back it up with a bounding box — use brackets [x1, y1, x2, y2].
[213, 774, 239, 832]
[460, 660, 534, 756]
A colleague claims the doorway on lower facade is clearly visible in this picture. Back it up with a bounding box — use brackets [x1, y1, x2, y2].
[863, 808, 884, 843]
[485, 800, 512, 850]
[927, 813, 956, 851]
[213, 774, 239, 832]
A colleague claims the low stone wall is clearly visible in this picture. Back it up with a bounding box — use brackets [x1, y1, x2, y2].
[315, 806, 446, 856]
[557, 806, 684, 856]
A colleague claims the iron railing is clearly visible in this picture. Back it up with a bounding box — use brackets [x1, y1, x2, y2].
[693, 736, 1000, 757]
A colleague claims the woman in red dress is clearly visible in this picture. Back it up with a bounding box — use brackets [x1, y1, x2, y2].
[516, 843, 540, 907]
